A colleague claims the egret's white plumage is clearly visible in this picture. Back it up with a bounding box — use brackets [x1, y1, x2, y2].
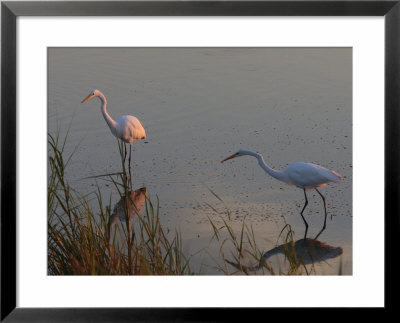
[278, 161, 342, 189]
[81, 89, 146, 143]
[221, 149, 342, 239]
[115, 115, 146, 144]
[81, 89, 146, 175]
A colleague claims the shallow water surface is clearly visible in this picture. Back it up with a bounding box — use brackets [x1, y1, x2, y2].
[49, 48, 352, 275]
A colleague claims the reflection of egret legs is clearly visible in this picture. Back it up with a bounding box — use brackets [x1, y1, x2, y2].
[300, 189, 309, 240]
[314, 188, 327, 240]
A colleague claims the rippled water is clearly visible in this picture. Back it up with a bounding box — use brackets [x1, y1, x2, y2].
[49, 48, 352, 275]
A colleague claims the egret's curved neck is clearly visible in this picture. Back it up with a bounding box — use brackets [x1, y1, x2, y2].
[98, 92, 117, 136]
[242, 150, 288, 183]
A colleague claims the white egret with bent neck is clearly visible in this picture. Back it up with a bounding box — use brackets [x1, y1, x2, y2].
[81, 89, 146, 178]
[221, 149, 342, 240]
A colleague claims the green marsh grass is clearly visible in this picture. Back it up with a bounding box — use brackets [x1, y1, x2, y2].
[48, 131, 192, 275]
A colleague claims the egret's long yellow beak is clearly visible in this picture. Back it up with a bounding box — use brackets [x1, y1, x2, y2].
[81, 94, 93, 103]
[221, 153, 237, 163]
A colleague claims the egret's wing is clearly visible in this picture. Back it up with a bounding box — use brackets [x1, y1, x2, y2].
[116, 115, 146, 143]
[286, 162, 342, 188]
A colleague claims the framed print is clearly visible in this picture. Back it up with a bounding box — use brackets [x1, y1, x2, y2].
[1, 0, 398, 320]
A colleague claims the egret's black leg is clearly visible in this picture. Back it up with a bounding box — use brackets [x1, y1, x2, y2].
[300, 189, 309, 240]
[123, 144, 129, 185]
[314, 188, 327, 240]
[129, 144, 132, 171]
[128, 144, 132, 187]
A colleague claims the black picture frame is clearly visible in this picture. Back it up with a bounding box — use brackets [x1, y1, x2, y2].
[1, 1, 398, 321]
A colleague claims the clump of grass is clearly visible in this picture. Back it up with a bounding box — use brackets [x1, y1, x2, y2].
[207, 215, 314, 275]
[203, 186, 271, 275]
[273, 224, 313, 275]
[207, 213, 277, 275]
[204, 188, 339, 275]
[48, 130, 192, 275]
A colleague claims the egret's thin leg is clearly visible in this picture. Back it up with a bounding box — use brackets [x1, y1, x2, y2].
[300, 189, 309, 240]
[128, 144, 132, 187]
[123, 143, 128, 185]
[314, 188, 327, 240]
[128, 144, 132, 171]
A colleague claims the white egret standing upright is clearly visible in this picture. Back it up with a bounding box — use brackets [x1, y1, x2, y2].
[81, 89, 146, 180]
[221, 149, 342, 240]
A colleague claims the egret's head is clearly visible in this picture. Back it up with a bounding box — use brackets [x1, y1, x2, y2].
[81, 89, 100, 103]
[221, 149, 248, 163]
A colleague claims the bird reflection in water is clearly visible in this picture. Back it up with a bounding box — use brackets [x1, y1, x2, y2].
[261, 238, 343, 265]
[227, 238, 343, 273]
[108, 187, 147, 229]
